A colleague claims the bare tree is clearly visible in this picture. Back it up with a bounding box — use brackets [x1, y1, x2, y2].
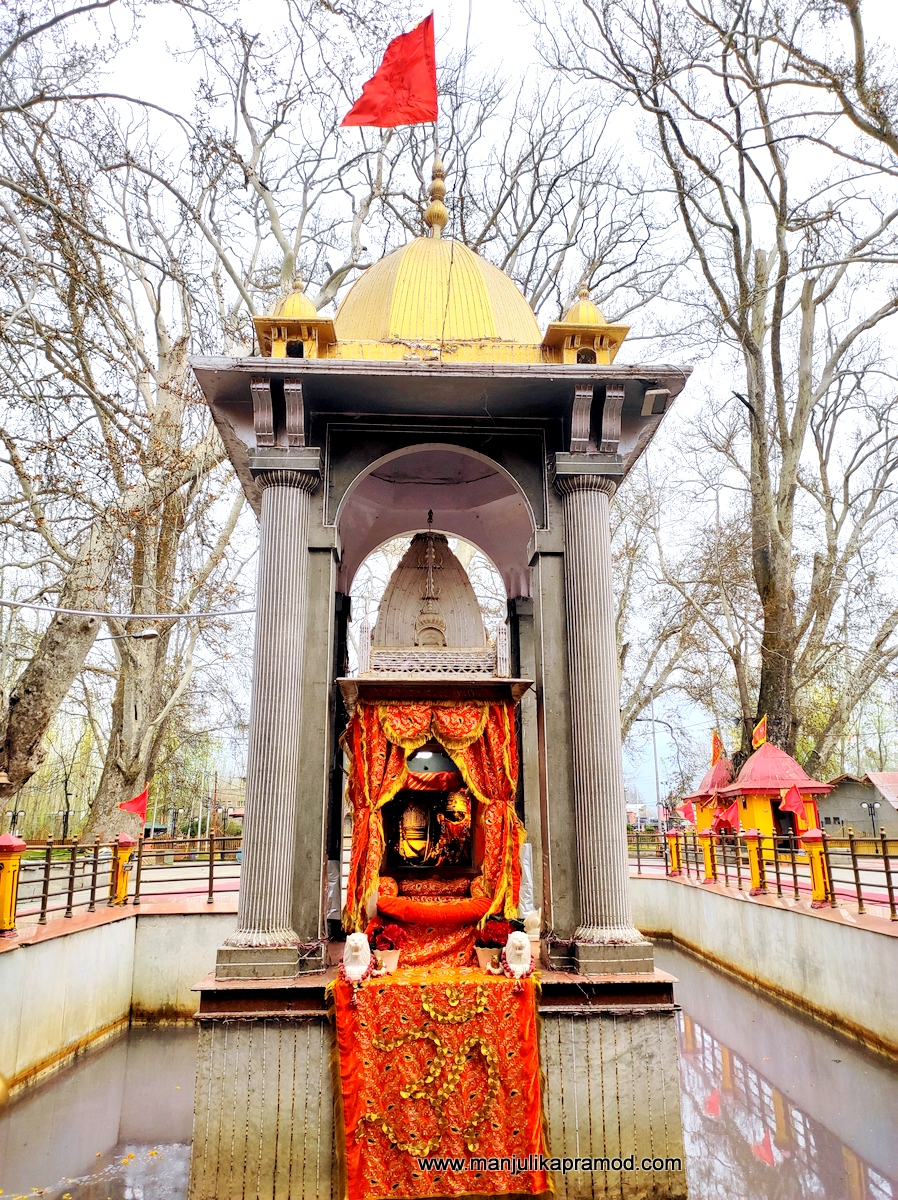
[611, 467, 702, 742]
[0, 90, 252, 834]
[0, 0, 690, 831]
[534, 0, 898, 769]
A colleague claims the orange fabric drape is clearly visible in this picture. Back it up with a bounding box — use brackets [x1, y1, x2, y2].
[342, 704, 409, 930]
[377, 894, 491, 926]
[332, 971, 551, 1200]
[341, 700, 524, 930]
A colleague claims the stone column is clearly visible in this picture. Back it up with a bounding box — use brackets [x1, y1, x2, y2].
[555, 472, 653, 973]
[217, 469, 317, 979]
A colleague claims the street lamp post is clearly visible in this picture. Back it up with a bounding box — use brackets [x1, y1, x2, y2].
[56, 806, 73, 841]
[860, 801, 881, 838]
[5, 809, 25, 836]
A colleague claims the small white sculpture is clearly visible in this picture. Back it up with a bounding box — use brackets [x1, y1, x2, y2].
[523, 909, 541, 941]
[504, 930, 533, 978]
[342, 932, 372, 982]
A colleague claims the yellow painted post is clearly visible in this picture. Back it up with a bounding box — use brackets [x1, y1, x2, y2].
[666, 829, 682, 877]
[108, 833, 138, 906]
[800, 829, 829, 907]
[720, 1044, 735, 1094]
[697, 828, 716, 884]
[0, 833, 27, 936]
[743, 829, 766, 895]
[841, 1147, 866, 1200]
[681, 1013, 697, 1055]
[772, 1089, 795, 1151]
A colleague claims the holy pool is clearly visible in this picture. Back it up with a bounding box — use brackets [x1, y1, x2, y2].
[0, 944, 894, 1200]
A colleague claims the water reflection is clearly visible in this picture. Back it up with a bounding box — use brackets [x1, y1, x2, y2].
[656, 943, 898, 1200]
[0, 1026, 195, 1199]
[2, 954, 896, 1199]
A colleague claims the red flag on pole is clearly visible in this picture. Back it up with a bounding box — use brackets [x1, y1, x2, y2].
[676, 801, 697, 826]
[779, 785, 805, 816]
[712, 801, 739, 832]
[341, 14, 438, 128]
[751, 1129, 775, 1167]
[752, 715, 768, 749]
[119, 786, 148, 824]
[711, 730, 724, 765]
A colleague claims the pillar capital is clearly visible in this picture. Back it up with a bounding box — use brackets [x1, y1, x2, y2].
[249, 447, 321, 494]
[553, 472, 617, 499]
[550, 453, 619, 498]
[254, 469, 319, 492]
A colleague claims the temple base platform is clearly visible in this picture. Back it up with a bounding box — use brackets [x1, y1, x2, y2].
[188, 965, 687, 1200]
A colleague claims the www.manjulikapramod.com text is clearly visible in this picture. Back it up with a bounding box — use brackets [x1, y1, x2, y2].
[416, 1154, 683, 1175]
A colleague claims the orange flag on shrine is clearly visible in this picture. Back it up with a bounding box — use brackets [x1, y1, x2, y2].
[676, 801, 697, 826]
[779, 784, 805, 816]
[752, 715, 768, 749]
[711, 730, 725, 765]
[713, 801, 739, 832]
[341, 14, 438, 128]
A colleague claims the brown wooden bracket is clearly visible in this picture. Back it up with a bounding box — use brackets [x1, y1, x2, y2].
[570, 383, 593, 453]
[284, 380, 306, 448]
[250, 377, 275, 447]
[600, 382, 626, 455]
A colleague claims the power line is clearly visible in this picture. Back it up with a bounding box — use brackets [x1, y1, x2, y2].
[0, 597, 255, 620]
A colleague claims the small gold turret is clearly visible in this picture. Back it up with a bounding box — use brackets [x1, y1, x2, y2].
[273, 275, 318, 322]
[424, 156, 449, 239]
[253, 273, 335, 358]
[563, 284, 606, 327]
[541, 282, 630, 365]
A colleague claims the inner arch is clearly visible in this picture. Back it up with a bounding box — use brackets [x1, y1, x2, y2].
[335, 445, 535, 598]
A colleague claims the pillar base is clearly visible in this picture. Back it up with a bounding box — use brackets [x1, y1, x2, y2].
[296, 945, 328, 974]
[540, 939, 576, 971]
[215, 945, 300, 980]
[574, 939, 655, 974]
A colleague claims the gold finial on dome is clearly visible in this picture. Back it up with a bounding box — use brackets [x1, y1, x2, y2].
[424, 156, 449, 239]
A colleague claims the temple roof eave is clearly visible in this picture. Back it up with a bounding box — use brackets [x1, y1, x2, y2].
[682, 757, 734, 803]
[191, 354, 692, 405]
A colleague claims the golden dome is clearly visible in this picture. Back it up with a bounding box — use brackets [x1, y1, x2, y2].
[563, 285, 606, 326]
[334, 237, 542, 345]
[272, 281, 318, 320]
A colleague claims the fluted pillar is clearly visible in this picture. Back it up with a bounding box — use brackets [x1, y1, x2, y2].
[555, 472, 653, 973]
[218, 469, 317, 979]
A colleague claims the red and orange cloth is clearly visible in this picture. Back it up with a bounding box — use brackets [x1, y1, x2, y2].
[341, 701, 524, 932]
[331, 968, 551, 1200]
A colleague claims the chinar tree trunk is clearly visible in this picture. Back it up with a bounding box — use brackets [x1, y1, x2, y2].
[0, 509, 127, 806]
